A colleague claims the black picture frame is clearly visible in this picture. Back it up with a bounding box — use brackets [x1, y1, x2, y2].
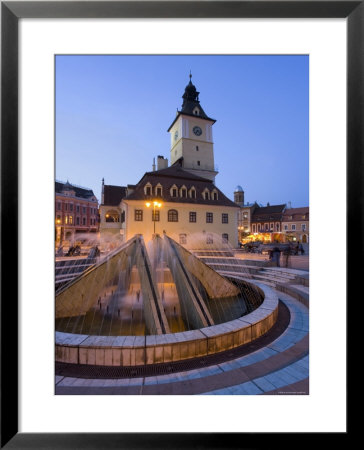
[1, 1, 355, 448]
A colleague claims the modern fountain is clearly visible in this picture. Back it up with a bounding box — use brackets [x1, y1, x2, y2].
[55, 233, 279, 366]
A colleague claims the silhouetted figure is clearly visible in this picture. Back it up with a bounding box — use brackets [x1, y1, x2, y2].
[283, 245, 291, 268]
[272, 247, 281, 267]
[73, 244, 81, 256]
[66, 245, 75, 256]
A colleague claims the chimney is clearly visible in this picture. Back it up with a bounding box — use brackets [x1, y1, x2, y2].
[152, 157, 156, 172]
[157, 155, 168, 170]
[101, 178, 104, 205]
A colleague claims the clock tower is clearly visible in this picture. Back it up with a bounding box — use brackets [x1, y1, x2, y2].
[167, 74, 218, 182]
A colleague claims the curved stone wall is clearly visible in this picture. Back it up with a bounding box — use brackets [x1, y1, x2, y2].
[55, 281, 279, 367]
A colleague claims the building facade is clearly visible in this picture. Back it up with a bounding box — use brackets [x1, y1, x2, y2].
[250, 204, 286, 243]
[282, 207, 309, 243]
[55, 180, 99, 245]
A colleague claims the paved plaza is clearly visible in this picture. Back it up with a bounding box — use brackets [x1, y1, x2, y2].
[56, 255, 309, 395]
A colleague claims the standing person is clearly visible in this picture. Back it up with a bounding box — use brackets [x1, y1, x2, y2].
[299, 242, 304, 255]
[284, 245, 291, 268]
[272, 247, 281, 267]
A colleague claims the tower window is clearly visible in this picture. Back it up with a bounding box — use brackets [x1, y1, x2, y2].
[196, 146, 199, 151]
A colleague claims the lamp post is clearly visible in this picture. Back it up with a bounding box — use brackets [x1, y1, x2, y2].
[146, 201, 162, 235]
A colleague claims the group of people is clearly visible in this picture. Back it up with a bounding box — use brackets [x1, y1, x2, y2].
[56, 243, 101, 258]
[269, 242, 305, 267]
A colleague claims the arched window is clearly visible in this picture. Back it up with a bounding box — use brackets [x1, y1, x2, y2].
[105, 210, 120, 223]
[168, 209, 178, 222]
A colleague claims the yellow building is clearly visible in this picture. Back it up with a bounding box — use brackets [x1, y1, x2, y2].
[100, 75, 239, 249]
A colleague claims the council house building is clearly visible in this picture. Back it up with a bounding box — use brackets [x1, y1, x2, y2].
[100, 75, 239, 248]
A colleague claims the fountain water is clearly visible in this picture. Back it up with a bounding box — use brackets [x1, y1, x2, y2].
[55, 233, 279, 367]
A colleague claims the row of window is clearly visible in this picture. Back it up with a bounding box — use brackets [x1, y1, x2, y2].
[134, 209, 229, 224]
[144, 184, 219, 201]
[178, 233, 229, 245]
[284, 224, 306, 231]
[251, 223, 307, 232]
[56, 202, 98, 215]
[56, 215, 97, 226]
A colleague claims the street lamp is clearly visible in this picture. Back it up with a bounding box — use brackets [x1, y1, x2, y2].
[146, 201, 162, 234]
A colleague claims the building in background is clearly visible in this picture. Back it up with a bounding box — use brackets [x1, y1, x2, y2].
[282, 207, 309, 243]
[250, 204, 286, 243]
[55, 180, 99, 246]
[234, 186, 259, 244]
[99, 178, 127, 241]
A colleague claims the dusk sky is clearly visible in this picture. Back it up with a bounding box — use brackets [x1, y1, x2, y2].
[56, 55, 309, 207]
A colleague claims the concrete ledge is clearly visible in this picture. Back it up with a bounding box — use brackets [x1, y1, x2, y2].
[275, 283, 309, 308]
[55, 281, 279, 366]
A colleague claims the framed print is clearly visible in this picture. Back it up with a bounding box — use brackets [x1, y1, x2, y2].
[1, 0, 356, 447]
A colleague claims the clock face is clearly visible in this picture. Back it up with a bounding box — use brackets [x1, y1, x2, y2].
[174, 131, 178, 140]
[193, 126, 202, 136]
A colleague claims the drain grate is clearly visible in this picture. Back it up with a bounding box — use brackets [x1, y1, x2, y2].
[56, 301, 290, 379]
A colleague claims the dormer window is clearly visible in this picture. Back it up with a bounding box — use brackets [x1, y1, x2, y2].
[180, 185, 187, 198]
[193, 107, 200, 115]
[212, 189, 218, 201]
[155, 183, 163, 197]
[170, 184, 178, 198]
[189, 187, 196, 199]
[144, 183, 152, 196]
[202, 189, 210, 200]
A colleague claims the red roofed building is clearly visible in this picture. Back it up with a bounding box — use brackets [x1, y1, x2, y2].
[282, 207, 309, 243]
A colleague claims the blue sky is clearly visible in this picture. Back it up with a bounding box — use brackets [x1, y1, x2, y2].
[56, 55, 309, 207]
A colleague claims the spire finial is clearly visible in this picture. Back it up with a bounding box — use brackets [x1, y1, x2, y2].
[189, 70, 192, 80]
